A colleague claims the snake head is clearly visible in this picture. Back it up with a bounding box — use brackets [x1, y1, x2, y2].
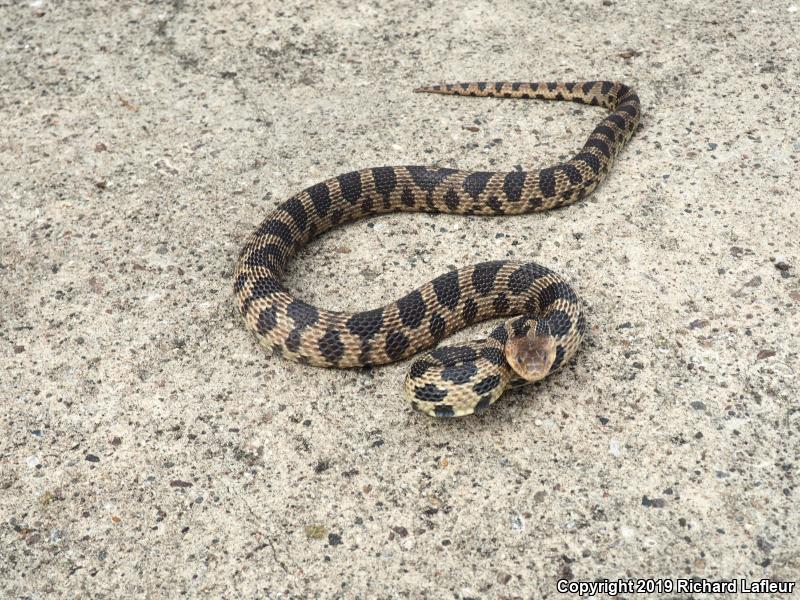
[504, 334, 557, 381]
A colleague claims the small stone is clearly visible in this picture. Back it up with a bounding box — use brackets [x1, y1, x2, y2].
[597, 416, 609, 425]
[85, 454, 100, 463]
[304, 524, 326, 540]
[744, 276, 762, 287]
[609, 439, 621, 456]
[689, 319, 709, 329]
[94, 142, 107, 152]
[690, 401, 705, 411]
[14, 345, 25, 354]
[391, 526, 409, 538]
[169, 479, 192, 488]
[757, 349, 776, 360]
[642, 496, 666, 508]
[774, 259, 790, 272]
[95, 180, 107, 190]
[327, 533, 342, 546]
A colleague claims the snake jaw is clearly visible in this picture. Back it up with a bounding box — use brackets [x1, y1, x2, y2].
[504, 335, 557, 381]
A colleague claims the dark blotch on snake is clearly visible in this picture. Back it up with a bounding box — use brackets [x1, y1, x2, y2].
[540, 282, 578, 308]
[434, 405, 455, 418]
[283, 197, 308, 231]
[286, 299, 319, 329]
[409, 360, 433, 379]
[508, 265, 543, 295]
[473, 374, 502, 396]
[503, 170, 526, 202]
[385, 330, 410, 360]
[474, 396, 493, 415]
[551, 345, 566, 372]
[372, 166, 397, 197]
[307, 182, 331, 216]
[538, 167, 557, 198]
[560, 163, 584, 184]
[489, 325, 508, 344]
[337, 171, 362, 204]
[472, 261, 504, 295]
[318, 328, 345, 364]
[575, 152, 601, 174]
[401, 187, 415, 207]
[414, 383, 448, 402]
[585, 138, 611, 158]
[346, 308, 383, 339]
[443, 188, 460, 210]
[440, 363, 478, 385]
[607, 114, 627, 130]
[256, 305, 278, 334]
[430, 345, 478, 366]
[463, 171, 493, 199]
[250, 276, 284, 298]
[397, 290, 427, 329]
[432, 271, 460, 310]
[546, 309, 573, 338]
[593, 124, 616, 141]
[407, 166, 457, 193]
[480, 347, 505, 365]
[246, 243, 284, 269]
[256, 219, 295, 246]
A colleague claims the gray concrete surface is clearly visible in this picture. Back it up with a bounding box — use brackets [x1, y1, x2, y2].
[2, 0, 799, 598]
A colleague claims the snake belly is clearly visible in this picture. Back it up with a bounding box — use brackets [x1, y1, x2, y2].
[234, 81, 640, 417]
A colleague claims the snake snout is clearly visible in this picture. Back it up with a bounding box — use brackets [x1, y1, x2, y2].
[504, 334, 557, 381]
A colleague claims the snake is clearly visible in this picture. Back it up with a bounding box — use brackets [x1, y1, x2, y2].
[234, 80, 640, 417]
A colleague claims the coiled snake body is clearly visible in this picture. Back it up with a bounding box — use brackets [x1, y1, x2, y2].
[234, 81, 640, 417]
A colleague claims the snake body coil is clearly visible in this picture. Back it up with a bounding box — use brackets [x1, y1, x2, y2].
[234, 81, 640, 417]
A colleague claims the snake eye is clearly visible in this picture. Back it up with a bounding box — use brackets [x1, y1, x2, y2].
[504, 335, 557, 381]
